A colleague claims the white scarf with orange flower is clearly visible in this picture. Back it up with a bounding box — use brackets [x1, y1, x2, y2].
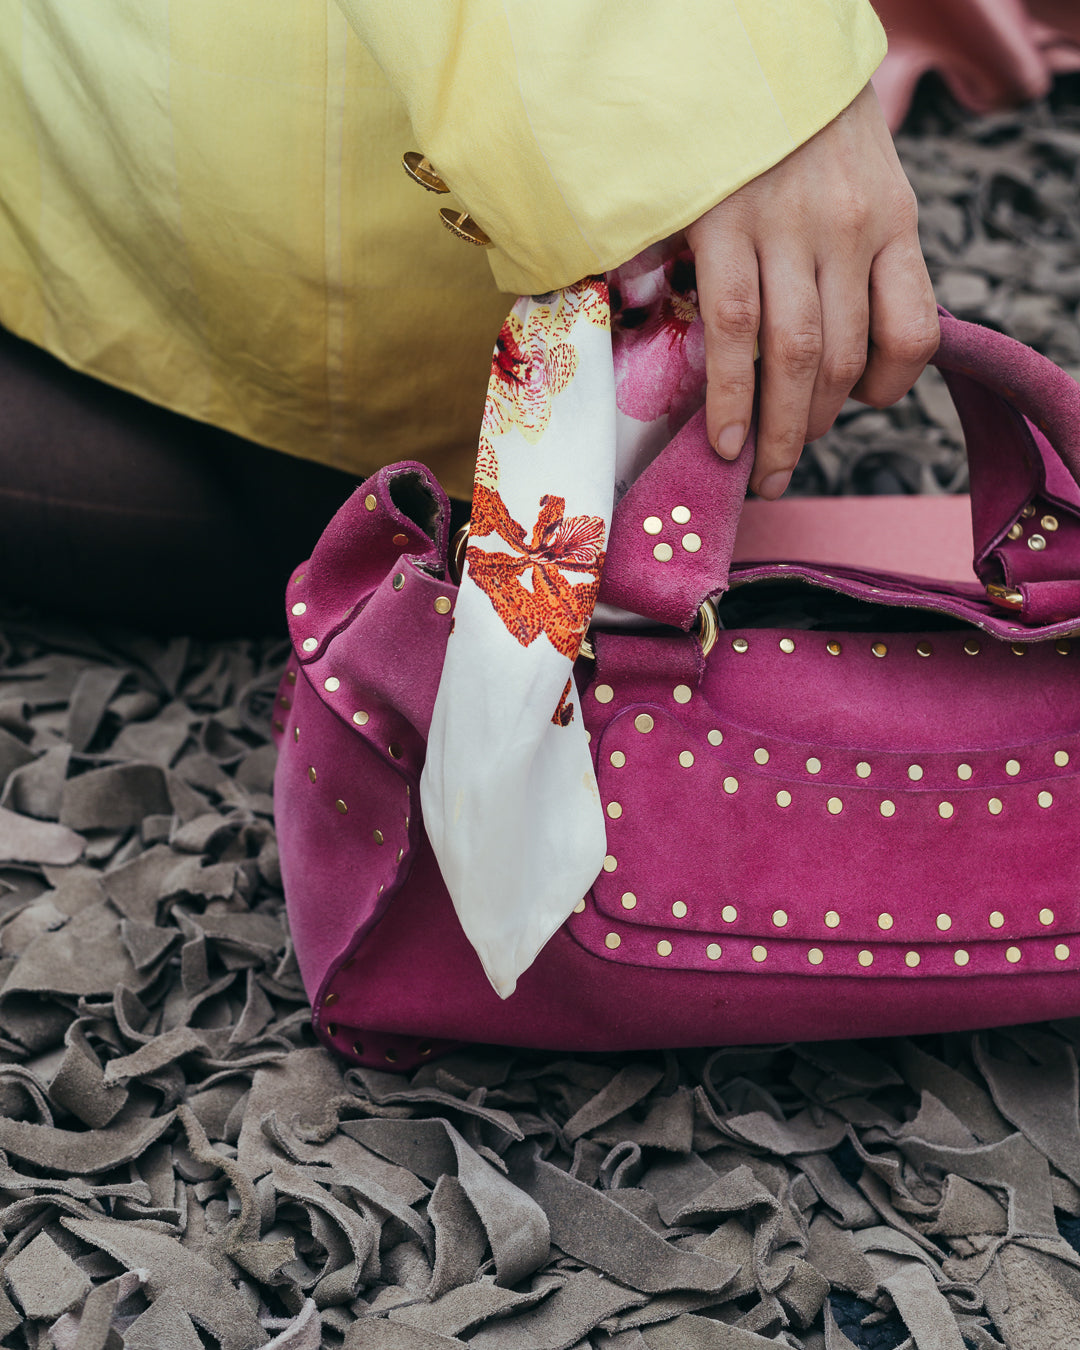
[421, 243, 705, 998]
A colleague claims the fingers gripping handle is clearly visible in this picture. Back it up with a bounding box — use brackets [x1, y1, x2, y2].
[599, 309, 1080, 631]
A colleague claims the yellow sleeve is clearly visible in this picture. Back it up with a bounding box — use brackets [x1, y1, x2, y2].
[336, 0, 888, 295]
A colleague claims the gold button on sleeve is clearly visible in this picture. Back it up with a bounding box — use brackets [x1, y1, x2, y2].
[439, 207, 491, 246]
[402, 151, 450, 192]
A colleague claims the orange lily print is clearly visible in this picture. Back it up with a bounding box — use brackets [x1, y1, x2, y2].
[466, 484, 606, 664]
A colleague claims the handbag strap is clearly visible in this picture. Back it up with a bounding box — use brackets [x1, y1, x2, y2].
[598, 307, 1080, 631]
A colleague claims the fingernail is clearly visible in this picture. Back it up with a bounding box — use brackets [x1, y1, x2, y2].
[757, 470, 791, 501]
[716, 423, 745, 458]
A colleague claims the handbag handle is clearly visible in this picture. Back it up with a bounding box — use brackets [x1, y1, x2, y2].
[598, 307, 1080, 631]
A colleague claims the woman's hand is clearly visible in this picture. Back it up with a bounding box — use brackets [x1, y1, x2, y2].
[685, 82, 938, 499]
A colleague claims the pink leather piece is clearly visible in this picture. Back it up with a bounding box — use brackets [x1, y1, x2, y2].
[274, 310, 1080, 1068]
[873, 0, 1080, 130]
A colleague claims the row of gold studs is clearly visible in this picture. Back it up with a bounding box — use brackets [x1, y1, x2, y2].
[606, 741, 1071, 778]
[599, 933, 1070, 965]
[300, 732, 409, 860]
[722, 635, 1072, 658]
[597, 894, 1059, 932]
[294, 561, 453, 653]
[603, 788, 1054, 819]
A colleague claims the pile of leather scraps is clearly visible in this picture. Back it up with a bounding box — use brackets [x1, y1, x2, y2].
[0, 619, 1079, 1348]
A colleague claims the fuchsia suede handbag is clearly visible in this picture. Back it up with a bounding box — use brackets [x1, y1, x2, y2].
[273, 310, 1080, 1071]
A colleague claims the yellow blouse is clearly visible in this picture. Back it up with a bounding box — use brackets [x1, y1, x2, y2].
[0, 2, 884, 498]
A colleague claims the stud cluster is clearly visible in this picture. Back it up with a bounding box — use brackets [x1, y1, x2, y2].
[1007, 500, 1059, 553]
[642, 505, 702, 562]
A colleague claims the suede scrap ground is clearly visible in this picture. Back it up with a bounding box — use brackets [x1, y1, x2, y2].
[0, 623, 1077, 1350]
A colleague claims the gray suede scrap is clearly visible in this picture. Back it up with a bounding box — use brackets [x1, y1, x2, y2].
[5, 1231, 91, 1320]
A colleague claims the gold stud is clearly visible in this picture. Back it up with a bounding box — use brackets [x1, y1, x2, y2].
[634, 714, 654, 734]
[936, 913, 952, 931]
[308, 766, 317, 782]
[1011, 644, 1026, 656]
[1006, 759, 1021, 776]
[1022, 503, 1036, 518]
[1038, 790, 1054, 808]
[989, 911, 1005, 928]
[373, 829, 384, 845]
[324, 677, 340, 692]
[708, 729, 723, 746]
[327, 1022, 338, 1038]
[827, 797, 843, 814]
[392, 532, 409, 547]
[723, 776, 739, 794]
[389, 743, 403, 759]
[610, 750, 626, 767]
[1006, 946, 1022, 964]
[364, 494, 377, 511]
[957, 763, 973, 780]
[682, 533, 702, 553]
[1028, 534, 1047, 552]
[1039, 908, 1055, 925]
[324, 992, 339, 1008]
[732, 638, 749, 653]
[287, 670, 297, 685]
[671, 505, 691, 525]
[672, 901, 688, 918]
[826, 641, 842, 656]
[291, 602, 307, 617]
[352, 710, 369, 726]
[988, 797, 1003, 815]
[279, 695, 292, 709]
[606, 802, 623, 819]
[707, 942, 722, 960]
[779, 638, 796, 654]
[905, 951, 921, 968]
[293, 726, 300, 743]
[954, 949, 970, 966]
[653, 542, 674, 562]
[751, 945, 767, 963]
[872, 642, 888, 658]
[643, 516, 663, 535]
[776, 790, 792, 808]
[858, 950, 874, 967]
[938, 802, 954, 819]
[964, 639, 981, 656]
[656, 939, 673, 957]
[824, 910, 840, 928]
[878, 913, 893, 930]
[908, 764, 924, 781]
[392, 573, 406, 591]
[722, 904, 737, 923]
[916, 642, 933, 658]
[272, 718, 284, 733]
[880, 800, 896, 817]
[605, 933, 621, 950]
[603, 855, 617, 871]
[335, 799, 348, 815]
[808, 948, 824, 966]
[673, 685, 692, 704]
[594, 683, 614, 704]
[1055, 750, 1070, 767]
[754, 748, 770, 765]
[574, 899, 586, 913]
[302, 638, 318, 653]
[1056, 944, 1070, 961]
[1007, 523, 1024, 541]
[1057, 640, 1072, 656]
[439, 207, 491, 245]
[1042, 514, 1059, 532]
[621, 892, 636, 909]
[806, 757, 822, 774]
[856, 761, 871, 778]
[772, 910, 788, 928]
[434, 596, 452, 615]
[679, 750, 695, 768]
